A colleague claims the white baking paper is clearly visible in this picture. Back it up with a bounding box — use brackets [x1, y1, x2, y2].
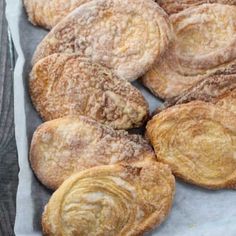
[5, 0, 236, 235]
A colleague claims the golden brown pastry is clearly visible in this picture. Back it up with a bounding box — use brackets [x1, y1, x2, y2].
[214, 88, 236, 115]
[42, 161, 175, 236]
[29, 54, 149, 129]
[142, 4, 236, 99]
[146, 101, 236, 189]
[155, 0, 236, 15]
[164, 74, 236, 109]
[32, 0, 173, 81]
[24, 0, 90, 29]
[30, 116, 156, 190]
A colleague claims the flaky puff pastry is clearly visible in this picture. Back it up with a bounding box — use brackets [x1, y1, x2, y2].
[154, 75, 236, 115]
[155, 0, 236, 15]
[32, 0, 173, 82]
[29, 54, 149, 130]
[24, 0, 90, 29]
[42, 161, 175, 236]
[30, 116, 156, 190]
[146, 101, 236, 189]
[163, 75, 236, 109]
[142, 4, 236, 99]
[214, 88, 236, 115]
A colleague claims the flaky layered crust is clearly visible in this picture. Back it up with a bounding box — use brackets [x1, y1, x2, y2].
[155, 0, 236, 14]
[42, 161, 175, 236]
[32, 0, 173, 81]
[30, 116, 156, 190]
[164, 74, 236, 108]
[214, 88, 236, 115]
[29, 54, 149, 130]
[142, 4, 236, 99]
[146, 101, 236, 189]
[24, 0, 89, 29]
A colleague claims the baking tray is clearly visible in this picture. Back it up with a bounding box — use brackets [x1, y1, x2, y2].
[5, 0, 236, 235]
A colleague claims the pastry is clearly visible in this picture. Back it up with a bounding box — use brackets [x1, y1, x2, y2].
[42, 161, 175, 236]
[30, 116, 156, 190]
[142, 4, 236, 99]
[32, 0, 173, 81]
[214, 88, 236, 115]
[155, 0, 236, 15]
[146, 101, 236, 189]
[24, 0, 90, 29]
[164, 74, 236, 109]
[29, 54, 149, 129]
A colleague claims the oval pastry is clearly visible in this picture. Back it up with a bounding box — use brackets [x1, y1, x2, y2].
[142, 4, 236, 99]
[146, 101, 236, 189]
[155, 0, 236, 15]
[24, 0, 90, 29]
[30, 116, 156, 190]
[29, 54, 149, 129]
[32, 0, 173, 81]
[42, 161, 175, 236]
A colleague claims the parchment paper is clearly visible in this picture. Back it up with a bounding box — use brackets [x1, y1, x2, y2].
[5, 0, 236, 235]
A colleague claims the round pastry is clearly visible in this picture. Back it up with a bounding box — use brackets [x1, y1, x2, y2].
[24, 0, 90, 29]
[30, 116, 156, 190]
[32, 0, 173, 81]
[146, 101, 236, 189]
[42, 161, 175, 236]
[155, 0, 236, 15]
[142, 4, 236, 99]
[29, 53, 149, 129]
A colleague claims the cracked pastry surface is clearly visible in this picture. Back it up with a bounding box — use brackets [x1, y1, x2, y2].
[42, 161, 175, 236]
[155, 0, 236, 15]
[32, 0, 173, 81]
[24, 0, 90, 29]
[29, 54, 149, 130]
[142, 4, 236, 99]
[146, 101, 236, 189]
[30, 116, 156, 190]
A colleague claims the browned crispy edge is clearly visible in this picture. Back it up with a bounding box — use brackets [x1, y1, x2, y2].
[23, 0, 52, 30]
[152, 74, 236, 116]
[155, 0, 236, 14]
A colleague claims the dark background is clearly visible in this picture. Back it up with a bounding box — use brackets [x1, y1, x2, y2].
[0, 0, 18, 235]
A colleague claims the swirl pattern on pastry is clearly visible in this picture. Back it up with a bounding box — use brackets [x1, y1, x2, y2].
[29, 54, 149, 129]
[30, 116, 156, 190]
[32, 0, 173, 81]
[142, 4, 236, 99]
[42, 161, 175, 236]
[146, 101, 236, 189]
[24, 0, 90, 29]
[155, 0, 236, 15]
